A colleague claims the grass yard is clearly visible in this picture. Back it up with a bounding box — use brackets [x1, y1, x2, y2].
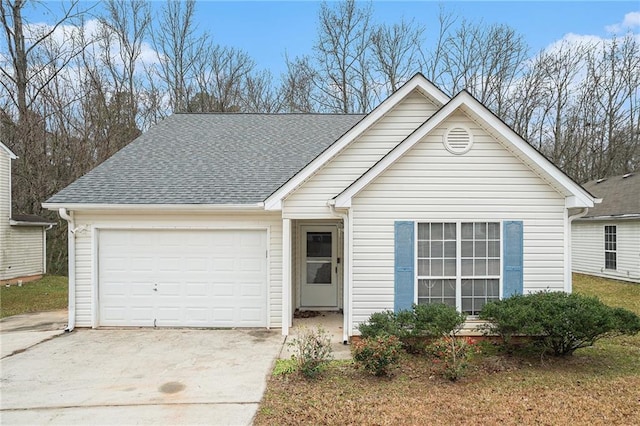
[0, 275, 68, 318]
[255, 274, 640, 425]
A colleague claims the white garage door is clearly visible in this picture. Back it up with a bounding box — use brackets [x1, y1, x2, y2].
[98, 229, 267, 327]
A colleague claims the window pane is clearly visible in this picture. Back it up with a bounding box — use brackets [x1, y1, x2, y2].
[462, 259, 473, 276]
[475, 259, 487, 275]
[443, 298, 456, 308]
[431, 280, 443, 297]
[462, 298, 472, 313]
[461, 223, 473, 239]
[418, 241, 430, 258]
[461, 241, 473, 257]
[488, 241, 500, 257]
[444, 241, 456, 257]
[461, 279, 472, 296]
[432, 223, 443, 240]
[475, 241, 487, 257]
[444, 223, 456, 240]
[444, 259, 456, 276]
[474, 223, 487, 239]
[418, 259, 429, 276]
[487, 279, 499, 297]
[488, 222, 500, 239]
[418, 279, 429, 298]
[488, 259, 500, 275]
[306, 262, 331, 284]
[444, 280, 456, 296]
[431, 241, 443, 258]
[473, 279, 485, 295]
[431, 259, 443, 276]
[418, 223, 430, 240]
[307, 232, 332, 257]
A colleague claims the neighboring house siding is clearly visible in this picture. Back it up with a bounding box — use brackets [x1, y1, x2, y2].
[349, 111, 566, 329]
[0, 149, 10, 279]
[2, 227, 44, 280]
[572, 220, 640, 282]
[72, 212, 283, 327]
[283, 90, 439, 218]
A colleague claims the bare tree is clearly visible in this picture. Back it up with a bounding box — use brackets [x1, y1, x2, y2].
[371, 18, 425, 93]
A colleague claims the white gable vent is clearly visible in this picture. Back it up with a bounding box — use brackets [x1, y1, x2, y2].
[443, 126, 473, 155]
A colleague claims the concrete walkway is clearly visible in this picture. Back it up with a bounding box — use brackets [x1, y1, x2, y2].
[0, 310, 67, 358]
[282, 312, 352, 360]
[0, 312, 285, 425]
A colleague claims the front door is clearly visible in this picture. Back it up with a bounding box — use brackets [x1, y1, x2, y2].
[300, 225, 338, 308]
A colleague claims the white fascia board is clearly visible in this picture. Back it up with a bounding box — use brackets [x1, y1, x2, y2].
[0, 142, 17, 159]
[41, 202, 265, 212]
[336, 91, 597, 208]
[576, 214, 640, 221]
[10, 220, 55, 226]
[263, 74, 450, 211]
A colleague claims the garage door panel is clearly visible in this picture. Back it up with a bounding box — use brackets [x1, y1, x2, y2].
[99, 229, 267, 327]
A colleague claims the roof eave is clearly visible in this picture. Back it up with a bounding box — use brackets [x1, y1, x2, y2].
[42, 202, 266, 212]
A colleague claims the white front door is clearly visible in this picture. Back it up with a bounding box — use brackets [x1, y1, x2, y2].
[300, 225, 338, 308]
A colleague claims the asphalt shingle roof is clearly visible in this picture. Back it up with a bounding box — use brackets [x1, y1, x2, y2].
[47, 114, 364, 205]
[581, 173, 640, 218]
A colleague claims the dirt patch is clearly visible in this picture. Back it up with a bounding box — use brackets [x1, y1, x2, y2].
[158, 381, 185, 394]
[293, 310, 322, 319]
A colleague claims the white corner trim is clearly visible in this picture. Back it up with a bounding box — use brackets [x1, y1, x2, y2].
[0, 142, 17, 159]
[335, 91, 596, 208]
[264, 74, 450, 211]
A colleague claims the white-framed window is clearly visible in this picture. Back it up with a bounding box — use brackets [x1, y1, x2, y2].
[604, 225, 617, 270]
[416, 222, 501, 315]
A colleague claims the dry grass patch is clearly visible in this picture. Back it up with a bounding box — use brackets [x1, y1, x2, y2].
[255, 274, 640, 425]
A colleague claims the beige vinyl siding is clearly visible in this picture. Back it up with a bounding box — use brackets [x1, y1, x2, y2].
[572, 220, 640, 283]
[0, 150, 10, 278]
[72, 211, 283, 328]
[1, 226, 44, 280]
[350, 111, 567, 329]
[283, 90, 439, 218]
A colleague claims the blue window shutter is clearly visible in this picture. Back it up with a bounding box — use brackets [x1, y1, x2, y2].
[503, 221, 524, 297]
[394, 221, 415, 312]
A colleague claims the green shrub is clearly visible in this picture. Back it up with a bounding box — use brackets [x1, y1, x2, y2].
[288, 327, 334, 379]
[358, 304, 466, 353]
[352, 335, 403, 377]
[429, 336, 481, 381]
[479, 291, 640, 356]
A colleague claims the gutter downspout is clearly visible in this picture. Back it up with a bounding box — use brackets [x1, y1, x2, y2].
[566, 207, 589, 293]
[58, 208, 75, 332]
[328, 200, 350, 345]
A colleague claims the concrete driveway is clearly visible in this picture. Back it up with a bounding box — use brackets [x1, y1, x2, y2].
[0, 327, 285, 425]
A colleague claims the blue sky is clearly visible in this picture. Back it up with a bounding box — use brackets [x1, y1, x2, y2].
[24, 1, 640, 74]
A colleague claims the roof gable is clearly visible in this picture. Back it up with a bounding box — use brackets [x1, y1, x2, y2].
[264, 73, 450, 210]
[335, 90, 596, 209]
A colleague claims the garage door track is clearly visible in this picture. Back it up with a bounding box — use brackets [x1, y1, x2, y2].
[0, 328, 284, 425]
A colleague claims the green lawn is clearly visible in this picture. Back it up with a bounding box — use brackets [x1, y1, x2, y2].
[255, 273, 640, 425]
[0, 275, 68, 318]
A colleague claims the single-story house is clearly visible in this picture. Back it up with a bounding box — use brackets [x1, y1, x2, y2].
[572, 173, 639, 283]
[1, 142, 56, 283]
[43, 74, 597, 339]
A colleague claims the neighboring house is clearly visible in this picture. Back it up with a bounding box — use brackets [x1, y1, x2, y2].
[43, 74, 597, 339]
[572, 173, 640, 283]
[0, 142, 55, 283]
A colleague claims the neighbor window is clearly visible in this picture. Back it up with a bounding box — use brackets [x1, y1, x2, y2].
[417, 222, 501, 315]
[604, 225, 617, 270]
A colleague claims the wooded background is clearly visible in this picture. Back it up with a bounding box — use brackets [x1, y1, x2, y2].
[1, 0, 638, 274]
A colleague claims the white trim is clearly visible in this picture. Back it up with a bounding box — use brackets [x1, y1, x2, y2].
[282, 218, 292, 336]
[9, 219, 54, 226]
[92, 225, 271, 328]
[335, 91, 596, 209]
[566, 207, 589, 292]
[0, 142, 17, 159]
[575, 214, 640, 221]
[42, 203, 264, 211]
[264, 74, 450, 211]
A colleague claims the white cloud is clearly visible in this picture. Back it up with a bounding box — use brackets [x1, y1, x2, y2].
[605, 11, 640, 34]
